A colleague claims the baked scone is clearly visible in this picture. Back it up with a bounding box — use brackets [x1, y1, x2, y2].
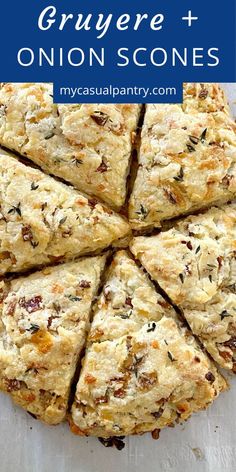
[183, 83, 230, 114]
[0, 150, 130, 275]
[70, 251, 226, 437]
[129, 83, 236, 229]
[0, 83, 140, 208]
[130, 203, 236, 370]
[183, 290, 236, 372]
[0, 254, 106, 424]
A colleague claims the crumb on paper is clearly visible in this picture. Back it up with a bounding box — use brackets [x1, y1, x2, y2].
[151, 429, 160, 440]
[190, 446, 205, 461]
[98, 437, 126, 450]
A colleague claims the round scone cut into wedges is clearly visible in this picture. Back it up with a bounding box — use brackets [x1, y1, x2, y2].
[0, 151, 130, 275]
[130, 203, 236, 371]
[129, 83, 236, 229]
[0, 83, 141, 208]
[0, 254, 106, 424]
[70, 251, 226, 438]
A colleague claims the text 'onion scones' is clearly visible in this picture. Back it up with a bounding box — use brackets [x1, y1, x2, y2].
[130, 203, 236, 371]
[129, 83, 236, 229]
[70, 251, 226, 438]
[0, 151, 129, 275]
[0, 83, 140, 208]
[0, 255, 106, 424]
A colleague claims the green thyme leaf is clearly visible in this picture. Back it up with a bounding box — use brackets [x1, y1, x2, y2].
[31, 182, 39, 191]
[220, 310, 233, 320]
[186, 144, 195, 153]
[27, 324, 40, 333]
[136, 204, 149, 220]
[45, 131, 55, 140]
[66, 295, 82, 302]
[147, 322, 156, 333]
[59, 217, 67, 226]
[189, 135, 199, 145]
[179, 273, 185, 284]
[200, 128, 207, 142]
[167, 351, 176, 362]
[173, 166, 184, 182]
[8, 202, 21, 217]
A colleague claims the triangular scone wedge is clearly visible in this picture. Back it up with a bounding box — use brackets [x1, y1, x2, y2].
[130, 203, 236, 371]
[70, 251, 226, 438]
[184, 289, 236, 371]
[0, 254, 106, 424]
[129, 83, 236, 229]
[0, 83, 140, 208]
[0, 151, 130, 275]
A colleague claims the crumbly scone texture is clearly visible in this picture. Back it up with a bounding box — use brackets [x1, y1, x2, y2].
[129, 83, 236, 229]
[0, 150, 130, 275]
[130, 203, 236, 370]
[0, 255, 106, 424]
[0, 83, 140, 208]
[71, 251, 226, 437]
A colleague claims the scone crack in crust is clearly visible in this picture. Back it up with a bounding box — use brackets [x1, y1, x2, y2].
[0, 150, 130, 275]
[71, 251, 226, 438]
[130, 203, 236, 371]
[0, 255, 106, 424]
[0, 83, 141, 208]
[129, 83, 236, 229]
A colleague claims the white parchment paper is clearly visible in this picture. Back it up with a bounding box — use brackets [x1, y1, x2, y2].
[0, 83, 236, 472]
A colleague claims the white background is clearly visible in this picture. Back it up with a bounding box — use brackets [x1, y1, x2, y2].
[0, 84, 236, 472]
